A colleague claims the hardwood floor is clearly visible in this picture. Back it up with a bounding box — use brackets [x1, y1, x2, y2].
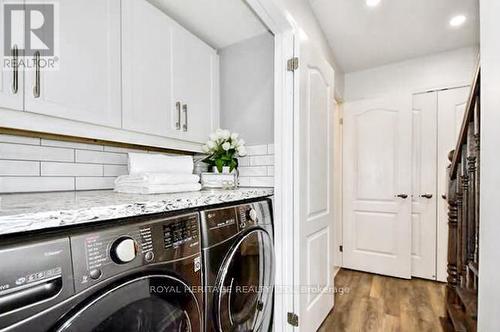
[318, 269, 446, 332]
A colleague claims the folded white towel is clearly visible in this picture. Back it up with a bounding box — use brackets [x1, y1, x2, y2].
[128, 153, 194, 175]
[115, 173, 200, 186]
[114, 183, 202, 194]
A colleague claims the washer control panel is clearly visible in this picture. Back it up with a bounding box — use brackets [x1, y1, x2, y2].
[71, 213, 200, 292]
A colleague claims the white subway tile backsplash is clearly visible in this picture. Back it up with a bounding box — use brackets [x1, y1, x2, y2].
[75, 150, 128, 165]
[237, 144, 274, 188]
[0, 143, 74, 162]
[250, 177, 274, 187]
[104, 165, 128, 177]
[0, 134, 275, 193]
[238, 177, 251, 187]
[0, 177, 74, 193]
[238, 157, 250, 167]
[75, 177, 116, 190]
[103, 146, 147, 153]
[238, 166, 267, 177]
[41, 162, 103, 177]
[246, 145, 268, 156]
[0, 134, 40, 145]
[250, 155, 274, 166]
[0, 160, 40, 176]
[41, 139, 104, 151]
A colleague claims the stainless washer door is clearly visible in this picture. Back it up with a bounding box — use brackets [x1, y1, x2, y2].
[214, 228, 275, 332]
[56, 275, 201, 332]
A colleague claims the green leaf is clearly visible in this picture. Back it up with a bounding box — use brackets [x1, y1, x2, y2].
[229, 159, 237, 172]
[215, 159, 224, 173]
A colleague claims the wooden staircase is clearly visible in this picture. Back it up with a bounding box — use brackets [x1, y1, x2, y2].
[444, 64, 480, 332]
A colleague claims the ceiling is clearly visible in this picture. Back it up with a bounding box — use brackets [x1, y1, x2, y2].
[149, 0, 269, 50]
[309, 0, 479, 72]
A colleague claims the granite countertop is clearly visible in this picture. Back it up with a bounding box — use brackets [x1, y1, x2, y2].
[0, 187, 274, 236]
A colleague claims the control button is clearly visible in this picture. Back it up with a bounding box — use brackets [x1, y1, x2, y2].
[144, 251, 154, 262]
[248, 208, 258, 222]
[111, 237, 137, 264]
[240, 221, 247, 229]
[89, 269, 102, 280]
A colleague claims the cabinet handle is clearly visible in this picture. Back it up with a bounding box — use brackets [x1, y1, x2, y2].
[420, 193, 433, 199]
[33, 51, 41, 98]
[11, 45, 18, 94]
[182, 104, 188, 132]
[395, 193, 408, 199]
[175, 102, 181, 130]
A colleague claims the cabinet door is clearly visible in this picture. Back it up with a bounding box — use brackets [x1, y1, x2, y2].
[0, 0, 23, 111]
[25, 0, 121, 127]
[172, 24, 218, 143]
[122, 0, 177, 137]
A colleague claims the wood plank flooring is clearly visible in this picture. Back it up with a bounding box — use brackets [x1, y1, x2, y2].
[318, 269, 446, 332]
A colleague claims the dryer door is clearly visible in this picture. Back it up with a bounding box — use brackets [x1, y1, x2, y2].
[214, 228, 275, 332]
[55, 275, 201, 332]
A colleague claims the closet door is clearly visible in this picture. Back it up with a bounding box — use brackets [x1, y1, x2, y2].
[343, 96, 412, 279]
[411, 92, 438, 279]
[436, 86, 470, 281]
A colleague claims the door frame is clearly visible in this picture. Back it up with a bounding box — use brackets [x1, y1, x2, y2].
[245, 1, 295, 331]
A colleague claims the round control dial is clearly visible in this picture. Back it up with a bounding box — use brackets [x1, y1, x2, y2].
[111, 237, 137, 264]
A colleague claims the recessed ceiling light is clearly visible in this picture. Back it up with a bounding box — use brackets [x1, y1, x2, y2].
[366, 0, 381, 7]
[450, 15, 466, 27]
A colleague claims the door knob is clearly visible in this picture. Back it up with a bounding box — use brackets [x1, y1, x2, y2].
[420, 193, 433, 199]
[395, 194, 408, 199]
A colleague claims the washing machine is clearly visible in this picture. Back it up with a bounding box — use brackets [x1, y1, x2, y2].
[201, 198, 275, 332]
[0, 212, 203, 332]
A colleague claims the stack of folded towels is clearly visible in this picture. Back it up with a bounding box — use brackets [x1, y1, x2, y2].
[114, 153, 202, 194]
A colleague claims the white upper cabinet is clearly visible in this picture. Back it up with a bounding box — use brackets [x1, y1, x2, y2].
[24, 0, 122, 128]
[0, 0, 23, 111]
[172, 23, 219, 143]
[121, 0, 177, 137]
[0, 0, 219, 150]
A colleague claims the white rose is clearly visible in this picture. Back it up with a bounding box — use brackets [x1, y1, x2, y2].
[237, 146, 247, 156]
[222, 142, 231, 151]
[230, 132, 239, 141]
[207, 140, 216, 149]
[222, 130, 231, 140]
[237, 139, 245, 147]
[202, 145, 210, 153]
[215, 129, 224, 140]
[209, 133, 217, 141]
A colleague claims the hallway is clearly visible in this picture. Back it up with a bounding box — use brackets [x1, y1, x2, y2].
[318, 269, 446, 332]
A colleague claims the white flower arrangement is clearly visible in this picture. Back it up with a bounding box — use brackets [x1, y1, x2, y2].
[202, 129, 247, 172]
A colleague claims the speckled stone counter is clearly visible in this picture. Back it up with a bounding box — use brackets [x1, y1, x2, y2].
[0, 188, 273, 236]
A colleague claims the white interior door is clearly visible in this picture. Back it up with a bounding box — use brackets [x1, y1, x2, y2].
[295, 40, 335, 332]
[411, 92, 438, 279]
[343, 96, 412, 279]
[436, 86, 469, 281]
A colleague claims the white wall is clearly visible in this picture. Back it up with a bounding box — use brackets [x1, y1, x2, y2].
[220, 33, 274, 145]
[344, 47, 479, 101]
[478, 0, 500, 330]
